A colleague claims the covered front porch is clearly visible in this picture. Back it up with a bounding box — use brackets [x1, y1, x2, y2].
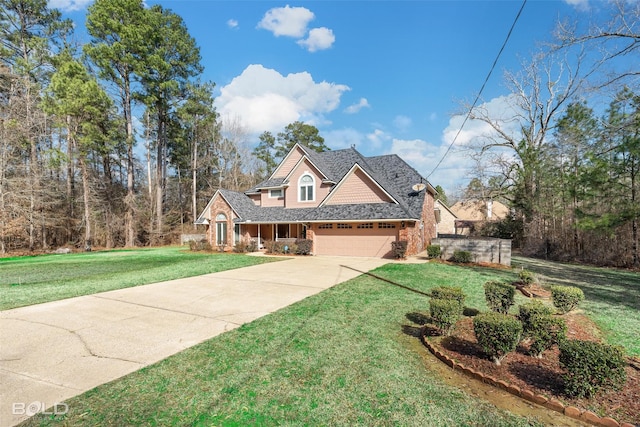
[237, 222, 308, 249]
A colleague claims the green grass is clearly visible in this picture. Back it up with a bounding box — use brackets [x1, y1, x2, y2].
[23, 262, 543, 427]
[513, 256, 640, 356]
[0, 247, 280, 310]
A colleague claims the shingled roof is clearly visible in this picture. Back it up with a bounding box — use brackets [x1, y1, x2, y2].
[215, 145, 435, 224]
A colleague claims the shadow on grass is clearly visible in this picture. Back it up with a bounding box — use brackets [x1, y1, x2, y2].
[406, 312, 430, 325]
[403, 312, 440, 337]
[512, 256, 640, 312]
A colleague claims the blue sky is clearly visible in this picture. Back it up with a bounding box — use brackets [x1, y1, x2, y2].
[53, 0, 594, 195]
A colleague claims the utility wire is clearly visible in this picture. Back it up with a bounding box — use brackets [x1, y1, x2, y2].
[426, 0, 527, 180]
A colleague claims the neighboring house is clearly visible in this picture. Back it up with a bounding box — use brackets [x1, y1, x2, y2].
[434, 200, 458, 236]
[450, 199, 509, 235]
[195, 143, 438, 258]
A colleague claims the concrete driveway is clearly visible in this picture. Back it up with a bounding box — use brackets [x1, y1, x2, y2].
[0, 255, 388, 427]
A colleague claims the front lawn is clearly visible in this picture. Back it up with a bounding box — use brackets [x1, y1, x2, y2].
[512, 256, 640, 356]
[22, 262, 542, 426]
[0, 247, 280, 310]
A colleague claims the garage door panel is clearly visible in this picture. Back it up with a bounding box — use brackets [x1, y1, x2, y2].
[314, 227, 398, 257]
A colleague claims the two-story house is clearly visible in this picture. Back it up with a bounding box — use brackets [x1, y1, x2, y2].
[195, 143, 438, 258]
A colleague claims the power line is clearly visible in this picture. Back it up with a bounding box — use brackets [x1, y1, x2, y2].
[426, 0, 527, 180]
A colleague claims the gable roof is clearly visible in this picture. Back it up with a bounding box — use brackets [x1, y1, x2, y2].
[199, 145, 436, 224]
[450, 199, 509, 221]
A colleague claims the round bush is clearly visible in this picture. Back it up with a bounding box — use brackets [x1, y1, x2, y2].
[484, 281, 516, 314]
[473, 312, 522, 365]
[427, 245, 442, 259]
[518, 269, 536, 285]
[450, 250, 472, 263]
[559, 339, 627, 398]
[429, 298, 462, 336]
[550, 285, 584, 314]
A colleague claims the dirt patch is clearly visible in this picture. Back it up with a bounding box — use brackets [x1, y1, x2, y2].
[426, 314, 639, 425]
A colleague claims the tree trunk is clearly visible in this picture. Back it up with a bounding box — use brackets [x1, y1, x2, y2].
[79, 154, 92, 251]
[124, 79, 136, 247]
[192, 136, 198, 230]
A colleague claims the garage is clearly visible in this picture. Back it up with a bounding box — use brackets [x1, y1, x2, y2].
[313, 223, 398, 257]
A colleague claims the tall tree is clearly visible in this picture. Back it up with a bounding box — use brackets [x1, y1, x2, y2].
[467, 51, 586, 254]
[585, 89, 640, 267]
[175, 81, 218, 228]
[138, 4, 202, 243]
[552, 101, 598, 257]
[85, 0, 148, 247]
[1, 0, 71, 250]
[254, 131, 277, 178]
[42, 54, 113, 251]
[275, 121, 328, 159]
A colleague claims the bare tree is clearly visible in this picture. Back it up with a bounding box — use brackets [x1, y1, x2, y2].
[465, 50, 587, 252]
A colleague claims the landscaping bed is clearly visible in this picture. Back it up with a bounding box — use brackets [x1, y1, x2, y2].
[424, 313, 639, 425]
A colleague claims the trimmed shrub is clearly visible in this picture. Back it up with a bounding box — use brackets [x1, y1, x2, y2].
[484, 281, 516, 314]
[559, 339, 627, 398]
[294, 239, 313, 255]
[430, 286, 466, 307]
[429, 298, 462, 336]
[189, 239, 212, 252]
[265, 240, 286, 254]
[426, 244, 442, 259]
[518, 299, 553, 326]
[233, 239, 257, 253]
[518, 269, 536, 285]
[518, 301, 566, 358]
[450, 250, 472, 263]
[391, 240, 408, 259]
[551, 285, 584, 314]
[473, 312, 522, 365]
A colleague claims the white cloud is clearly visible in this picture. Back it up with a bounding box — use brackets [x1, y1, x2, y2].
[388, 138, 471, 194]
[442, 95, 522, 148]
[257, 5, 315, 38]
[323, 128, 366, 150]
[366, 129, 390, 149]
[227, 19, 239, 29]
[393, 115, 412, 132]
[216, 64, 350, 134]
[297, 27, 335, 52]
[563, 0, 590, 11]
[48, 0, 92, 12]
[344, 98, 370, 114]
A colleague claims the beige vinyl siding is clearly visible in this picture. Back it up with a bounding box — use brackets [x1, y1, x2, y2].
[272, 146, 304, 178]
[325, 168, 393, 205]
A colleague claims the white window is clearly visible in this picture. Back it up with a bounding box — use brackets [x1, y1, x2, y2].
[357, 223, 373, 229]
[269, 189, 283, 198]
[299, 174, 314, 202]
[378, 223, 396, 229]
[337, 223, 352, 229]
[318, 224, 333, 229]
[215, 213, 227, 245]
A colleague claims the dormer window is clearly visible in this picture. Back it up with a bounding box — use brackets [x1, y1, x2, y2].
[299, 174, 314, 202]
[269, 189, 283, 198]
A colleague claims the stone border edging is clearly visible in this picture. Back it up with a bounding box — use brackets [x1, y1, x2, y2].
[418, 326, 634, 427]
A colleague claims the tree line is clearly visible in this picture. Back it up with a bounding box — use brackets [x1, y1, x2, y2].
[462, 0, 639, 268]
[1, 0, 271, 253]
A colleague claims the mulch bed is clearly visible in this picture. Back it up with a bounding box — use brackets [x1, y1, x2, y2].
[427, 312, 640, 425]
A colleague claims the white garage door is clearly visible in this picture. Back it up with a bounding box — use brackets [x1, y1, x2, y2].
[314, 225, 398, 257]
